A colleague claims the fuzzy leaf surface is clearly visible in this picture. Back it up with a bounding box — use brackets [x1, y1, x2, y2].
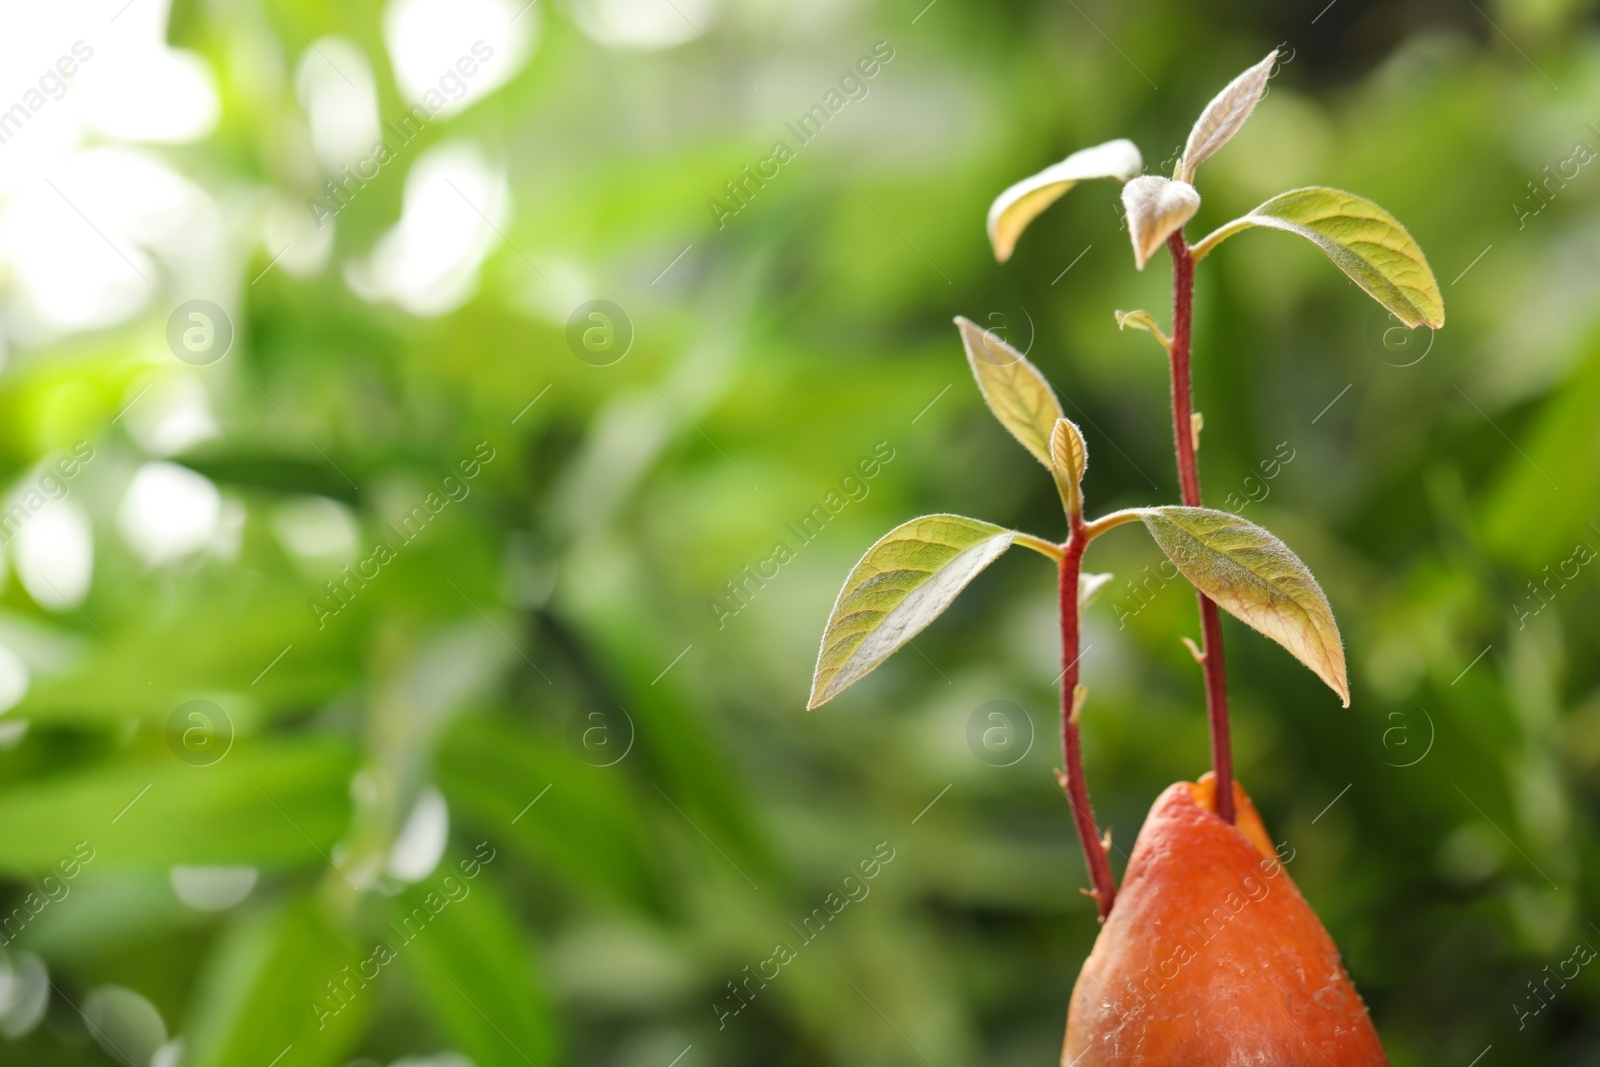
[1122, 176, 1201, 269]
[1179, 50, 1278, 181]
[955, 316, 1064, 470]
[809, 515, 1014, 708]
[987, 139, 1142, 262]
[1191, 187, 1444, 328]
[1140, 506, 1349, 705]
[1050, 417, 1088, 489]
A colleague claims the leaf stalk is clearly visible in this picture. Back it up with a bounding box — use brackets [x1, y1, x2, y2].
[1080, 508, 1145, 540]
[1014, 532, 1065, 561]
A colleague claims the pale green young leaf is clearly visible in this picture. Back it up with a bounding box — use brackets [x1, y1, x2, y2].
[809, 515, 1015, 708]
[1121, 176, 1201, 269]
[955, 316, 1064, 470]
[1050, 417, 1088, 517]
[987, 138, 1142, 262]
[1178, 50, 1278, 182]
[1139, 506, 1349, 705]
[1115, 309, 1171, 350]
[1190, 187, 1445, 328]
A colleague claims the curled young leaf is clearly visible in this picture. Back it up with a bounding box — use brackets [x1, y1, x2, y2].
[1138, 506, 1349, 705]
[1050, 417, 1088, 487]
[1051, 417, 1089, 518]
[1121, 176, 1201, 270]
[1190, 187, 1445, 328]
[1115, 309, 1171, 350]
[955, 316, 1064, 470]
[987, 139, 1143, 262]
[1178, 50, 1278, 182]
[808, 515, 1016, 709]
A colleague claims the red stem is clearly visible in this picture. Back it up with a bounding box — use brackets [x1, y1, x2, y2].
[1060, 526, 1117, 919]
[1166, 231, 1236, 825]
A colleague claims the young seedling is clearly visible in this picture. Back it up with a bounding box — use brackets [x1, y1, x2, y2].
[808, 315, 1347, 918]
[809, 50, 1443, 1063]
[987, 48, 1443, 825]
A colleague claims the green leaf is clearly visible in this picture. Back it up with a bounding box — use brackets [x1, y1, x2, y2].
[184, 895, 369, 1067]
[437, 714, 666, 914]
[1190, 187, 1445, 328]
[0, 741, 355, 871]
[954, 316, 1064, 470]
[1178, 50, 1278, 182]
[1122, 176, 1200, 270]
[809, 515, 1015, 708]
[1481, 335, 1600, 568]
[396, 864, 559, 1067]
[1139, 506, 1349, 705]
[14, 597, 362, 728]
[987, 138, 1142, 262]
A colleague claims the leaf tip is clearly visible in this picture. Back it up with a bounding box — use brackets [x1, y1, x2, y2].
[805, 668, 831, 710]
[1178, 48, 1281, 182]
[987, 139, 1144, 262]
[807, 515, 1017, 709]
[1141, 506, 1351, 707]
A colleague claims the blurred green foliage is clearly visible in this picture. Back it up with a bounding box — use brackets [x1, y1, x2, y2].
[3, 0, 1600, 1064]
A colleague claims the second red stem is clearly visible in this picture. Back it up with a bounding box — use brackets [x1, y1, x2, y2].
[1167, 231, 1236, 825]
[1060, 525, 1117, 919]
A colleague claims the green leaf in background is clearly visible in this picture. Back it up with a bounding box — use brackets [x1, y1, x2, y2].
[395, 863, 558, 1067]
[1121, 176, 1201, 269]
[1190, 187, 1445, 327]
[0, 742, 355, 871]
[183, 895, 369, 1067]
[809, 515, 1015, 709]
[437, 714, 666, 914]
[558, 610, 774, 883]
[954, 315, 1064, 470]
[1139, 506, 1350, 705]
[14, 595, 361, 729]
[1177, 50, 1278, 182]
[1481, 336, 1600, 568]
[986, 138, 1143, 262]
